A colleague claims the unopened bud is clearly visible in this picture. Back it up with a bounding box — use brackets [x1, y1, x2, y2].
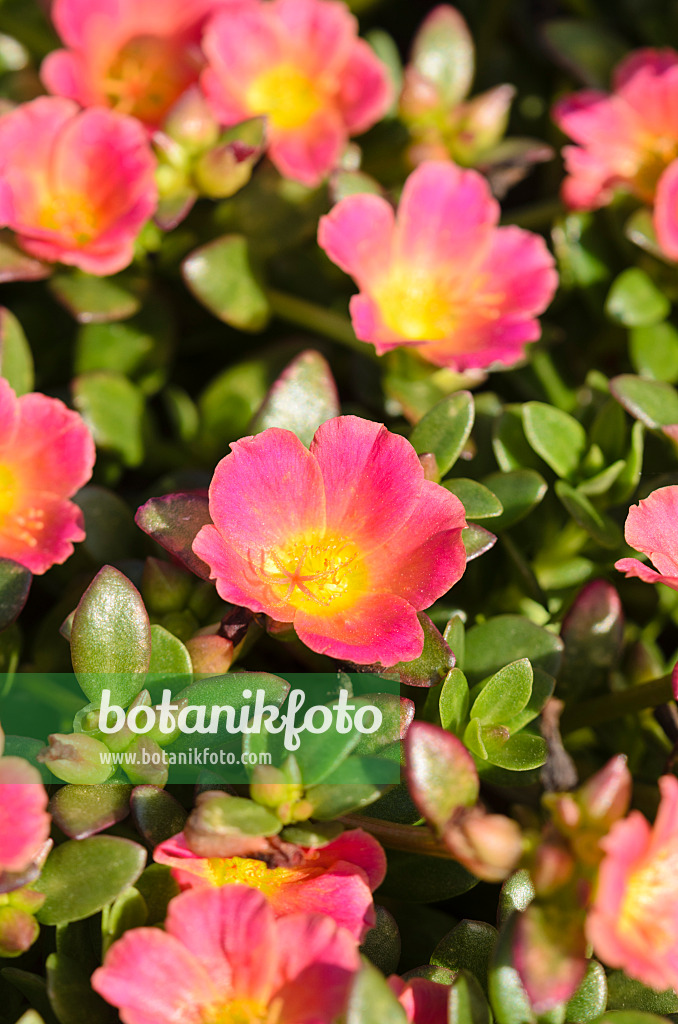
[446, 809, 523, 882]
[452, 84, 514, 163]
[163, 85, 220, 152]
[578, 755, 631, 827]
[194, 142, 257, 199]
[250, 764, 311, 824]
[531, 841, 574, 896]
[37, 733, 113, 784]
[186, 635, 234, 676]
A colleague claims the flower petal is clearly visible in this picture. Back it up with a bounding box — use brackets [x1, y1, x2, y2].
[318, 194, 395, 291]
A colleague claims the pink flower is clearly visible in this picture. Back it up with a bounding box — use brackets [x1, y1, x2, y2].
[317, 161, 557, 371]
[192, 416, 467, 666]
[0, 97, 157, 276]
[553, 48, 678, 211]
[0, 377, 95, 574]
[0, 725, 51, 878]
[201, 0, 392, 186]
[586, 775, 678, 991]
[92, 884, 360, 1024]
[615, 485, 678, 590]
[42, 0, 230, 130]
[388, 976, 450, 1023]
[154, 828, 386, 941]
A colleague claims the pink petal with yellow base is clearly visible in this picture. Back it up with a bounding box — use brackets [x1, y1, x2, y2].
[192, 417, 467, 665]
[318, 161, 557, 371]
[0, 378, 95, 575]
[154, 827, 386, 940]
[202, 0, 392, 186]
[586, 775, 678, 991]
[92, 885, 360, 1024]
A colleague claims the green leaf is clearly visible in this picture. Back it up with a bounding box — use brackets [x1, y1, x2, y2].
[503, 668, 555, 733]
[70, 565, 151, 706]
[448, 970, 493, 1024]
[522, 403, 587, 480]
[134, 864, 180, 925]
[35, 837, 147, 925]
[0, 307, 34, 394]
[346, 958, 409, 1024]
[72, 371, 145, 467]
[405, 721, 479, 829]
[379, 848, 477, 902]
[554, 481, 622, 548]
[464, 616, 563, 684]
[49, 271, 141, 324]
[610, 420, 644, 504]
[493, 407, 542, 473]
[443, 479, 503, 519]
[482, 470, 547, 530]
[0, 557, 31, 631]
[410, 4, 474, 106]
[610, 374, 678, 429]
[439, 668, 470, 734]
[147, 625, 193, 693]
[197, 359, 269, 459]
[49, 784, 132, 840]
[470, 659, 533, 727]
[251, 349, 339, 446]
[482, 729, 547, 771]
[182, 234, 270, 331]
[463, 525, 497, 561]
[409, 391, 475, 478]
[130, 785, 188, 847]
[629, 322, 678, 383]
[74, 487, 141, 565]
[566, 962, 608, 1023]
[605, 269, 670, 328]
[432, 920, 498, 993]
[463, 716, 487, 759]
[134, 493, 212, 580]
[188, 793, 281, 837]
[542, 19, 627, 88]
[498, 870, 535, 926]
[46, 953, 118, 1024]
[593, 1014, 676, 1024]
[360, 905, 401, 977]
[488, 916, 535, 1024]
[606, 972, 678, 1014]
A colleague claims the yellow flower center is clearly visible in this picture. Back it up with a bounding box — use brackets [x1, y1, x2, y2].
[248, 534, 366, 612]
[246, 64, 322, 130]
[619, 844, 678, 951]
[103, 34, 196, 124]
[38, 192, 99, 245]
[0, 465, 17, 519]
[377, 269, 456, 341]
[203, 856, 310, 892]
[202, 998, 272, 1024]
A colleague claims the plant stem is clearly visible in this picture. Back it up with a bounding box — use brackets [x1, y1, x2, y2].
[267, 289, 377, 359]
[561, 674, 674, 733]
[339, 814, 455, 860]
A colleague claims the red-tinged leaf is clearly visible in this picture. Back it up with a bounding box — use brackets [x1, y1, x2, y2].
[135, 493, 212, 580]
[405, 721, 479, 830]
[347, 613, 454, 687]
[251, 349, 340, 446]
[513, 902, 588, 1013]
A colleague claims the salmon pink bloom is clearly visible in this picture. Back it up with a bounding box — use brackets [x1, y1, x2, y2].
[0, 725, 51, 879]
[0, 377, 95, 574]
[586, 775, 678, 991]
[192, 416, 467, 666]
[154, 828, 386, 940]
[317, 161, 558, 371]
[0, 98, 157, 276]
[615, 485, 678, 590]
[388, 976, 450, 1023]
[553, 48, 678, 212]
[92, 884, 360, 1024]
[42, 0, 230, 130]
[201, 0, 393, 186]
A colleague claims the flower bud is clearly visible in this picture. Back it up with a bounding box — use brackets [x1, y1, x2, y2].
[578, 755, 631, 828]
[250, 764, 311, 824]
[185, 634, 234, 676]
[452, 84, 515, 163]
[37, 733, 113, 784]
[162, 85, 220, 153]
[194, 142, 257, 199]
[531, 841, 575, 896]
[446, 809, 523, 882]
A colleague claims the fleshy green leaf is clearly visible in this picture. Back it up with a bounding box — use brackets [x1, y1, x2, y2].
[605, 269, 670, 328]
[346, 958, 408, 1024]
[444, 479, 503, 519]
[0, 307, 34, 395]
[251, 349, 339, 445]
[409, 4, 474, 106]
[554, 481, 622, 548]
[464, 616, 563, 684]
[182, 234, 270, 331]
[72, 371, 145, 467]
[432, 920, 498, 992]
[566, 962, 608, 1023]
[610, 374, 678, 429]
[463, 525, 497, 561]
[35, 837, 147, 925]
[49, 271, 141, 324]
[49, 785, 132, 840]
[70, 565, 151, 706]
[0, 557, 31, 631]
[46, 953, 117, 1024]
[405, 721, 479, 829]
[606, 973, 678, 1015]
[470, 659, 533, 727]
[439, 668, 470, 735]
[130, 785, 188, 847]
[409, 392, 475, 478]
[482, 729, 547, 771]
[448, 970, 492, 1024]
[522, 402, 587, 480]
[629, 322, 678, 383]
[482, 470, 547, 530]
[360, 905, 401, 977]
